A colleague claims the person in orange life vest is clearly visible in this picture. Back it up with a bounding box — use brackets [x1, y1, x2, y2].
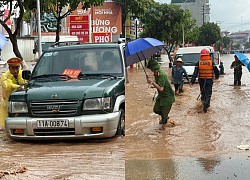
[0, 57, 26, 128]
[190, 48, 220, 113]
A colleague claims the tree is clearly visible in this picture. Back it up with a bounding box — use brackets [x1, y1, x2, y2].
[32, 0, 105, 42]
[140, 3, 198, 61]
[185, 25, 199, 45]
[0, 1, 25, 61]
[198, 22, 221, 46]
[222, 36, 231, 49]
[114, 0, 154, 38]
[244, 41, 250, 49]
[214, 40, 223, 52]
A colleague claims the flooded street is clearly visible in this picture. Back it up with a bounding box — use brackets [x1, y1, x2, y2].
[125, 54, 250, 179]
[0, 62, 125, 180]
[0, 138, 125, 179]
[0, 54, 250, 179]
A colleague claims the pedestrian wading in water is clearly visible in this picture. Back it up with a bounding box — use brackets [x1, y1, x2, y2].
[172, 58, 189, 95]
[230, 55, 244, 86]
[146, 59, 175, 130]
[190, 48, 220, 113]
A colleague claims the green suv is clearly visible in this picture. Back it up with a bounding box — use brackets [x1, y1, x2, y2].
[5, 43, 125, 140]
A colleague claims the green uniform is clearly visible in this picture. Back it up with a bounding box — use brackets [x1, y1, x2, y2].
[153, 69, 175, 124]
[231, 61, 243, 86]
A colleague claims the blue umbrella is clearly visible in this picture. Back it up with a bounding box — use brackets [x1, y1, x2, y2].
[235, 52, 250, 72]
[125, 38, 165, 76]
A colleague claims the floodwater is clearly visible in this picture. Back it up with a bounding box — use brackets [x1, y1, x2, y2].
[0, 62, 125, 180]
[125, 54, 250, 179]
[0, 54, 250, 179]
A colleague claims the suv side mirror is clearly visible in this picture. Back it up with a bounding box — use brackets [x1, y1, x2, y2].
[22, 70, 31, 80]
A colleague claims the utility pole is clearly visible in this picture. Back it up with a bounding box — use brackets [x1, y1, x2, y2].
[36, 0, 42, 57]
[202, 4, 205, 25]
[135, 19, 138, 39]
[182, 24, 185, 47]
[202, 2, 210, 25]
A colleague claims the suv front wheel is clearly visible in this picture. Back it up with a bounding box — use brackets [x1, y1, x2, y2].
[116, 109, 125, 136]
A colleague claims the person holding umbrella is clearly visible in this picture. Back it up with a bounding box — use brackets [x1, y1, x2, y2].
[146, 59, 175, 130]
[230, 55, 244, 86]
[190, 48, 220, 113]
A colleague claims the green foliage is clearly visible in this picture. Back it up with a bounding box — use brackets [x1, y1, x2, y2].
[23, 10, 31, 23]
[198, 22, 221, 46]
[244, 41, 250, 49]
[140, 3, 198, 49]
[40, 0, 104, 19]
[232, 43, 240, 50]
[115, 0, 154, 17]
[214, 40, 223, 52]
[222, 36, 231, 48]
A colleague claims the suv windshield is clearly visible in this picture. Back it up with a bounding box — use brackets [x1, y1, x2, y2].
[32, 47, 123, 78]
[176, 53, 215, 66]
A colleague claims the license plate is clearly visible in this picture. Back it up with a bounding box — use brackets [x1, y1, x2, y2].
[37, 120, 69, 128]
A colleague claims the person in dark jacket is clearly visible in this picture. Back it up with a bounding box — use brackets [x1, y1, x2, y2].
[230, 55, 243, 86]
[172, 58, 189, 95]
[190, 48, 220, 113]
[219, 62, 225, 75]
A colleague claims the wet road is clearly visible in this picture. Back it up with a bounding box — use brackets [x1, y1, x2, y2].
[1, 54, 250, 179]
[0, 62, 125, 180]
[125, 54, 250, 179]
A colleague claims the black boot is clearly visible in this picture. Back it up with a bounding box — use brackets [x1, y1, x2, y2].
[203, 104, 208, 113]
[238, 81, 241, 86]
[234, 80, 237, 86]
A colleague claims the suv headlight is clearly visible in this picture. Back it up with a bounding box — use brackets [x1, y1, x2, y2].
[9, 102, 28, 113]
[83, 97, 111, 110]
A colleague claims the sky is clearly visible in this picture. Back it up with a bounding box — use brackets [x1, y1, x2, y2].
[155, 0, 250, 33]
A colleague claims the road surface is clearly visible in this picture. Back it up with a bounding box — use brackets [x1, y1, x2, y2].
[125, 54, 250, 180]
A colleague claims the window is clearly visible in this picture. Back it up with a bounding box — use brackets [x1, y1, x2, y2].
[32, 47, 123, 78]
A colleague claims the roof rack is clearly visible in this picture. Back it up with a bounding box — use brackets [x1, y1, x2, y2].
[50, 41, 80, 48]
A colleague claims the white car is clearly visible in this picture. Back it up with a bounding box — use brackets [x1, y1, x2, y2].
[172, 46, 221, 80]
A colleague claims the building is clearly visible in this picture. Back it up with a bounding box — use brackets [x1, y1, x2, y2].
[229, 32, 249, 45]
[171, 0, 210, 27]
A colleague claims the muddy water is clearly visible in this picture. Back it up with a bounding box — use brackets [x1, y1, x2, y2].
[1, 55, 250, 179]
[0, 138, 125, 180]
[126, 54, 250, 179]
[0, 62, 125, 180]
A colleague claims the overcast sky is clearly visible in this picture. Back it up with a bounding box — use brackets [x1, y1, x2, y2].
[155, 0, 250, 33]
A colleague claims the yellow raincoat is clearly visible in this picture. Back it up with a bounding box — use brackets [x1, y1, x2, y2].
[0, 70, 25, 128]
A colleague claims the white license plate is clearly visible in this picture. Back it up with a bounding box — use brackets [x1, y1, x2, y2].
[37, 120, 69, 128]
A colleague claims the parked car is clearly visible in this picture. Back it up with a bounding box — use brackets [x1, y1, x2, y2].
[5, 43, 125, 140]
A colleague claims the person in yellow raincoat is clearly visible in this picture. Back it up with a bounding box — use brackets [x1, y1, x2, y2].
[0, 57, 26, 128]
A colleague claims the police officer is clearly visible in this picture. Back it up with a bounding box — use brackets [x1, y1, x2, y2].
[0, 57, 26, 128]
[146, 59, 175, 129]
[190, 48, 220, 113]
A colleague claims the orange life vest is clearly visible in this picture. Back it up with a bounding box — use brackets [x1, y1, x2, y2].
[198, 55, 213, 79]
